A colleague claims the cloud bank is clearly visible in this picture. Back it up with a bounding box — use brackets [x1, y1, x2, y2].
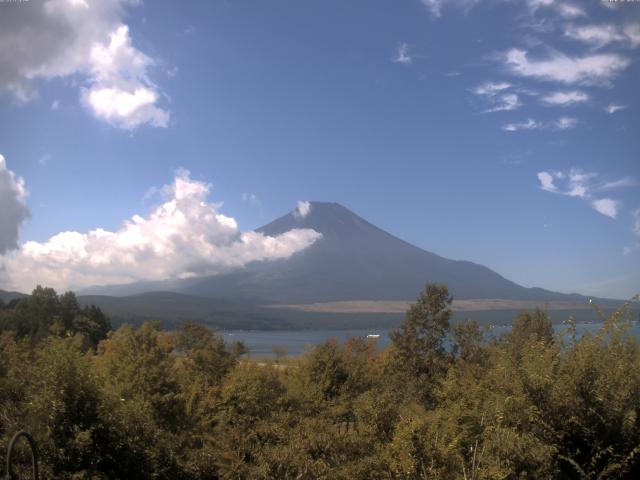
[0, 155, 30, 255]
[0, 171, 321, 292]
[0, 0, 168, 128]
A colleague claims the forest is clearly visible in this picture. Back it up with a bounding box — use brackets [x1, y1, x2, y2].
[1, 284, 639, 479]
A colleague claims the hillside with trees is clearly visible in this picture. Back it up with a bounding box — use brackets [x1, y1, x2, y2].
[1, 284, 639, 479]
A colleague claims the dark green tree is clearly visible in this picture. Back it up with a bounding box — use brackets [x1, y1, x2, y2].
[389, 283, 453, 406]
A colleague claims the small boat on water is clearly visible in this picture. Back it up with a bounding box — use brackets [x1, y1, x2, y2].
[366, 334, 380, 339]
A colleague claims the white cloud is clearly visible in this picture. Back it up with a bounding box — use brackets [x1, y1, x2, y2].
[393, 43, 413, 65]
[0, 154, 30, 255]
[473, 82, 522, 112]
[540, 90, 589, 106]
[294, 200, 312, 219]
[420, 0, 480, 18]
[0, 171, 322, 292]
[599, 177, 639, 190]
[0, 0, 168, 129]
[527, 0, 585, 18]
[242, 192, 258, 203]
[591, 198, 620, 219]
[503, 116, 578, 132]
[474, 82, 511, 96]
[624, 24, 640, 48]
[633, 209, 640, 236]
[502, 118, 541, 131]
[537, 171, 557, 192]
[564, 23, 640, 49]
[488, 93, 521, 112]
[605, 103, 627, 114]
[536, 168, 633, 219]
[39, 153, 53, 167]
[504, 48, 630, 86]
[555, 3, 585, 18]
[554, 116, 577, 130]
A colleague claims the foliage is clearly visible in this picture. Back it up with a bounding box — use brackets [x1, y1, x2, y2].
[0, 286, 111, 348]
[0, 284, 639, 479]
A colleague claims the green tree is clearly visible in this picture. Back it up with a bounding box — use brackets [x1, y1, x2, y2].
[388, 283, 453, 406]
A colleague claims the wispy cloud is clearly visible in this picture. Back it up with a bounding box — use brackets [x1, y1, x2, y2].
[38, 153, 53, 167]
[473, 82, 511, 96]
[536, 168, 634, 219]
[503, 118, 541, 131]
[540, 90, 589, 106]
[599, 177, 639, 190]
[472, 82, 522, 112]
[393, 43, 413, 64]
[633, 209, 640, 236]
[242, 192, 259, 203]
[502, 116, 577, 131]
[526, 0, 585, 18]
[486, 93, 521, 112]
[554, 116, 577, 130]
[564, 23, 640, 49]
[605, 103, 627, 114]
[420, 0, 480, 18]
[503, 48, 630, 86]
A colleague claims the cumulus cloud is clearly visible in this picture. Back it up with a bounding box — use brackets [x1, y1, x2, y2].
[0, 155, 30, 255]
[393, 43, 413, 64]
[564, 23, 640, 49]
[0, 0, 168, 129]
[540, 90, 589, 106]
[591, 198, 620, 219]
[0, 171, 321, 292]
[503, 48, 630, 86]
[536, 168, 634, 219]
[294, 201, 312, 219]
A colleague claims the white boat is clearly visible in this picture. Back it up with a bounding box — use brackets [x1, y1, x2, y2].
[366, 334, 380, 339]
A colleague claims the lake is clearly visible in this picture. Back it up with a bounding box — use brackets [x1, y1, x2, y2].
[221, 321, 640, 357]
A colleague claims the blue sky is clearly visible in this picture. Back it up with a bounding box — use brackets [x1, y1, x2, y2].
[0, 0, 638, 298]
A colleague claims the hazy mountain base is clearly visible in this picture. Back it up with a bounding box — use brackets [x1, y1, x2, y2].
[1, 284, 639, 479]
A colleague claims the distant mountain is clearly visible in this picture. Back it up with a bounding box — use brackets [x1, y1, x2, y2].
[0, 289, 28, 304]
[82, 202, 591, 304]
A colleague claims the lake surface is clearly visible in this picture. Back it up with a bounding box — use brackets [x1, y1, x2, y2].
[222, 322, 640, 357]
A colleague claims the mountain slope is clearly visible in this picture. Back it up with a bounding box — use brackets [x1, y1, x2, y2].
[86, 202, 586, 304]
